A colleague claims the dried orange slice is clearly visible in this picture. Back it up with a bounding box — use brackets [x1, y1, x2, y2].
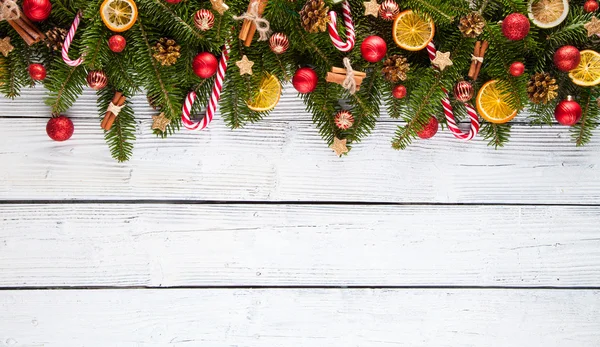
[569, 50, 600, 87]
[100, 0, 138, 33]
[247, 74, 282, 112]
[528, 0, 568, 29]
[392, 10, 435, 51]
[476, 80, 518, 124]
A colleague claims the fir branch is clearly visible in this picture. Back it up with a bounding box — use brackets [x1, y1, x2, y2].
[98, 88, 136, 162]
[43, 56, 86, 115]
[481, 122, 511, 148]
[573, 90, 599, 147]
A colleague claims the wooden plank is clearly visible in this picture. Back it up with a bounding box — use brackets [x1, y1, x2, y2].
[1, 204, 599, 287]
[1, 289, 598, 346]
[0, 115, 598, 203]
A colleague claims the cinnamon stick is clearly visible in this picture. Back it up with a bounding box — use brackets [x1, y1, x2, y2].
[8, 20, 35, 45]
[473, 41, 489, 80]
[101, 93, 126, 131]
[325, 72, 364, 89]
[331, 67, 367, 77]
[467, 41, 481, 80]
[18, 16, 44, 41]
[101, 92, 122, 129]
[243, 0, 268, 47]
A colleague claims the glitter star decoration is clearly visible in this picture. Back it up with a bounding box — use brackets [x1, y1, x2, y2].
[432, 51, 453, 71]
[363, 0, 380, 17]
[152, 113, 171, 132]
[584, 17, 600, 37]
[236, 55, 254, 75]
[0, 37, 14, 57]
[330, 137, 349, 156]
[210, 0, 229, 15]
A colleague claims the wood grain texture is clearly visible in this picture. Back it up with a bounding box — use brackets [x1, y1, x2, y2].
[1, 289, 598, 346]
[1, 204, 599, 287]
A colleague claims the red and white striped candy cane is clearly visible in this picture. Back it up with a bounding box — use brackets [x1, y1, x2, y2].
[182, 46, 229, 131]
[427, 42, 479, 141]
[62, 11, 84, 67]
[327, 0, 355, 52]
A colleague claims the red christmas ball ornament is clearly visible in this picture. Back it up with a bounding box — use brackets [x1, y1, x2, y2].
[554, 45, 581, 72]
[392, 85, 407, 99]
[108, 35, 127, 53]
[269, 33, 289, 54]
[379, 0, 399, 21]
[192, 52, 218, 78]
[417, 116, 439, 139]
[164, 0, 182, 3]
[501, 13, 530, 41]
[86, 70, 108, 90]
[28, 63, 46, 81]
[194, 9, 215, 31]
[361, 36, 387, 63]
[22, 0, 52, 22]
[509, 61, 525, 77]
[453, 80, 474, 102]
[584, 0, 599, 12]
[334, 110, 355, 130]
[555, 96, 582, 126]
[46, 116, 74, 142]
[292, 67, 318, 94]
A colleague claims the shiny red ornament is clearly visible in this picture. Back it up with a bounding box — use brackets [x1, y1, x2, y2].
[46, 116, 74, 142]
[584, 0, 599, 12]
[334, 110, 354, 130]
[417, 116, 439, 139]
[292, 67, 318, 94]
[509, 61, 525, 76]
[108, 35, 127, 53]
[269, 33, 289, 54]
[164, 0, 182, 3]
[87, 70, 108, 90]
[379, 0, 399, 21]
[501, 13, 530, 41]
[453, 80, 474, 102]
[392, 85, 407, 99]
[194, 9, 215, 31]
[360, 36, 387, 63]
[555, 96, 582, 126]
[22, 0, 52, 22]
[554, 45, 581, 72]
[192, 52, 218, 78]
[28, 63, 46, 81]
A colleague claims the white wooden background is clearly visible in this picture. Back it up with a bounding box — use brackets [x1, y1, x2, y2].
[1, 86, 599, 346]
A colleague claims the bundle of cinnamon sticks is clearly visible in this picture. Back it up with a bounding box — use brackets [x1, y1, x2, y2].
[468, 40, 489, 81]
[101, 92, 126, 131]
[8, 16, 44, 46]
[326, 67, 366, 91]
[238, 0, 268, 47]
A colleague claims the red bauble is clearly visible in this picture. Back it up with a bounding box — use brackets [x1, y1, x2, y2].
[379, 0, 399, 21]
[334, 110, 355, 130]
[87, 70, 108, 90]
[164, 0, 182, 3]
[28, 63, 46, 81]
[417, 116, 439, 139]
[194, 9, 215, 31]
[46, 116, 74, 142]
[269, 33, 289, 54]
[108, 35, 127, 53]
[22, 0, 52, 22]
[453, 80, 474, 102]
[555, 96, 582, 126]
[361, 36, 387, 63]
[192, 52, 218, 78]
[392, 85, 407, 99]
[554, 45, 581, 72]
[509, 61, 525, 76]
[502, 13, 530, 41]
[292, 67, 318, 94]
[584, 0, 599, 12]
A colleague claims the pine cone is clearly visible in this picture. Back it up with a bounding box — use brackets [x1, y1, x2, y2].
[527, 72, 558, 104]
[382, 54, 410, 82]
[45, 27, 67, 52]
[299, 0, 330, 33]
[152, 38, 181, 66]
[458, 12, 485, 38]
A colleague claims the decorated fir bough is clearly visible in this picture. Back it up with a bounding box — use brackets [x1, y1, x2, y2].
[0, 0, 599, 161]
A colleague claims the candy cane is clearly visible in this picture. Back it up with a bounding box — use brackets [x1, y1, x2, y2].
[327, 0, 355, 52]
[182, 46, 229, 131]
[427, 42, 479, 141]
[62, 11, 84, 67]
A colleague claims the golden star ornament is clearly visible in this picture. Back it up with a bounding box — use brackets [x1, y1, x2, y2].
[0, 37, 14, 57]
[152, 113, 171, 132]
[210, 0, 229, 15]
[236, 55, 254, 75]
[584, 17, 600, 37]
[363, 0, 380, 17]
[432, 51, 453, 71]
[330, 137, 349, 156]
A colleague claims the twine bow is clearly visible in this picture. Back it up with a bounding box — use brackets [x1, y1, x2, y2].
[471, 55, 484, 63]
[233, 1, 271, 41]
[0, 0, 20, 21]
[107, 102, 124, 116]
[342, 57, 357, 95]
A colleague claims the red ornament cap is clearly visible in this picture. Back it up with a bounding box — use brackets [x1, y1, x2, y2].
[292, 67, 318, 94]
[509, 61, 525, 76]
[502, 13, 530, 41]
[361, 36, 387, 63]
[46, 116, 74, 142]
[193, 52, 218, 78]
[22, 0, 52, 22]
[417, 116, 439, 139]
[108, 35, 127, 53]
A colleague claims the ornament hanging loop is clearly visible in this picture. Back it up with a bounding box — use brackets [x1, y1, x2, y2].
[327, 0, 355, 52]
[62, 11, 85, 67]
